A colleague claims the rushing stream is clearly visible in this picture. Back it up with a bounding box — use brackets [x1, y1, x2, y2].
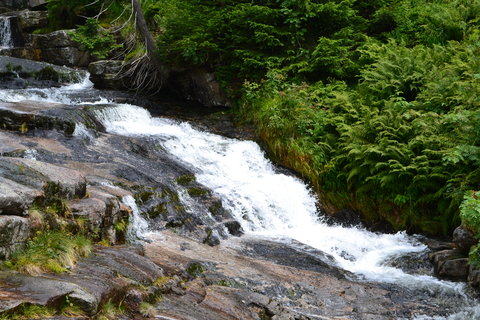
[0, 73, 479, 319]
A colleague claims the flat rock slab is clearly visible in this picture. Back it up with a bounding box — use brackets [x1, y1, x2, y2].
[0, 157, 86, 201]
[0, 246, 163, 316]
[144, 232, 455, 320]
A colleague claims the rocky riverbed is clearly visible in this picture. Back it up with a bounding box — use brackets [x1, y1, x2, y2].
[0, 58, 479, 319]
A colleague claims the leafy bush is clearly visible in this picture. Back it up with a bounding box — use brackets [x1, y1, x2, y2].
[70, 18, 122, 59]
[460, 191, 480, 235]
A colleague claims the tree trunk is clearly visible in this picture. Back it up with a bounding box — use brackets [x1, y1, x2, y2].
[131, 0, 168, 86]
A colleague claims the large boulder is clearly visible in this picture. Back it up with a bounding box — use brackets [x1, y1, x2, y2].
[0, 178, 41, 215]
[31, 30, 92, 67]
[453, 225, 477, 254]
[437, 258, 469, 281]
[0, 215, 30, 259]
[88, 60, 124, 90]
[17, 9, 48, 32]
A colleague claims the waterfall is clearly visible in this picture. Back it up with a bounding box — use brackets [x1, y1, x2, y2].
[92, 104, 465, 291]
[0, 16, 13, 49]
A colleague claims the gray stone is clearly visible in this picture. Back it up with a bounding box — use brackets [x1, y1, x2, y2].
[88, 60, 124, 90]
[453, 225, 478, 254]
[438, 258, 469, 281]
[0, 177, 40, 215]
[0, 56, 87, 81]
[0, 215, 30, 259]
[0, 157, 86, 199]
[28, 0, 46, 8]
[17, 9, 48, 31]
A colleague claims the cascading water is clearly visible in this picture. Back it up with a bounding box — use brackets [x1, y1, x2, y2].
[0, 16, 13, 49]
[0, 76, 478, 319]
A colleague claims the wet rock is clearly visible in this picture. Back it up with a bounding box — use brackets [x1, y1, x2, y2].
[0, 56, 86, 83]
[88, 60, 124, 90]
[0, 0, 46, 11]
[223, 219, 243, 236]
[438, 258, 469, 281]
[453, 225, 477, 254]
[4, 31, 92, 67]
[0, 215, 30, 259]
[0, 157, 86, 199]
[31, 30, 91, 67]
[424, 238, 455, 251]
[145, 231, 448, 320]
[429, 248, 464, 266]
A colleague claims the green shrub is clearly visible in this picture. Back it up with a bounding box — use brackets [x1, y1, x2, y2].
[70, 18, 122, 59]
[3, 231, 92, 275]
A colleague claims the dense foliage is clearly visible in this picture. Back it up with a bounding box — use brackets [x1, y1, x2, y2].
[140, 0, 480, 235]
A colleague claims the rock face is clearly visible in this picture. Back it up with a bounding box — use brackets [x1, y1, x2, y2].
[0, 246, 163, 315]
[88, 60, 123, 90]
[0, 0, 46, 11]
[169, 68, 230, 107]
[453, 225, 478, 254]
[144, 231, 464, 320]
[1, 29, 92, 67]
[0, 215, 30, 259]
[17, 9, 48, 32]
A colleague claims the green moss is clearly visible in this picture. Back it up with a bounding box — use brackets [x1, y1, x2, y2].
[176, 174, 196, 185]
[0, 304, 56, 320]
[187, 187, 209, 197]
[134, 190, 156, 204]
[147, 203, 167, 219]
[186, 262, 206, 278]
[35, 66, 60, 82]
[208, 201, 222, 216]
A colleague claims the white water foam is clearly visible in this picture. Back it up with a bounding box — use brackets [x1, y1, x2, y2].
[0, 16, 13, 49]
[93, 103, 469, 298]
[123, 195, 150, 241]
[0, 73, 102, 105]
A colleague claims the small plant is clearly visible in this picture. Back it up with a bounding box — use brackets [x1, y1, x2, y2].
[95, 300, 125, 320]
[139, 302, 157, 318]
[469, 244, 480, 269]
[0, 304, 56, 320]
[3, 231, 92, 275]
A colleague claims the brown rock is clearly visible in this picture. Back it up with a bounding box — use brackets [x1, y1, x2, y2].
[438, 258, 469, 281]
